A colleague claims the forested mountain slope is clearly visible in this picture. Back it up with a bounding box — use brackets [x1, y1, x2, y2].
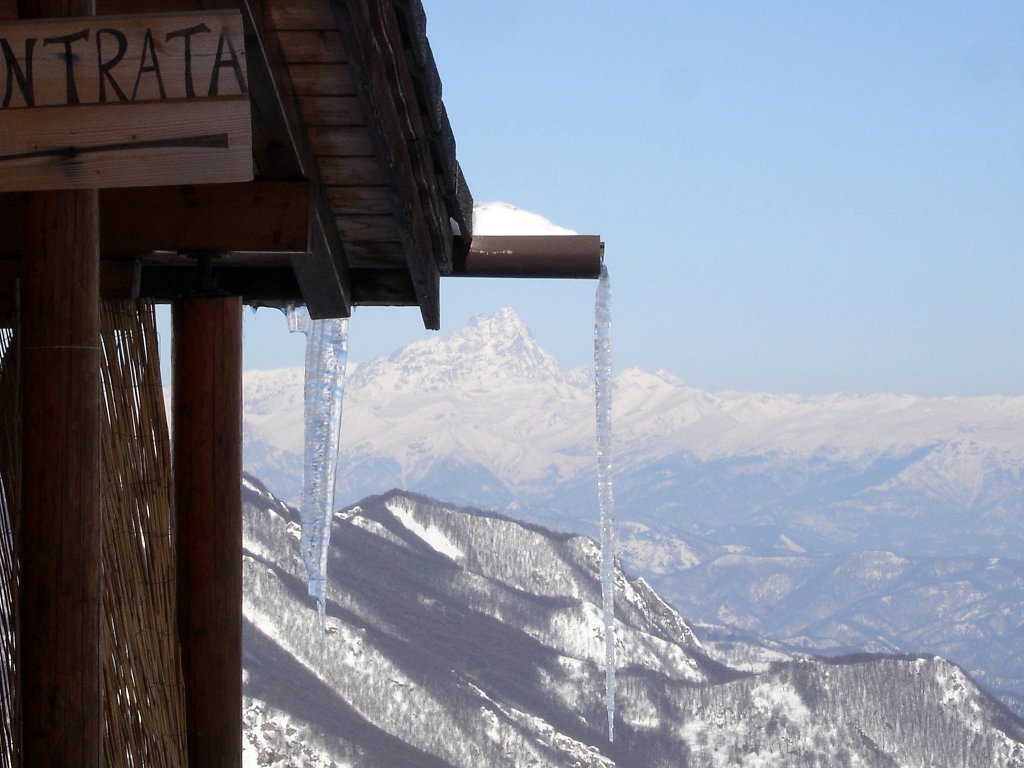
[241, 477, 1024, 767]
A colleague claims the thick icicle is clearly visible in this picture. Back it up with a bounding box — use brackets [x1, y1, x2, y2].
[594, 265, 616, 742]
[287, 306, 350, 632]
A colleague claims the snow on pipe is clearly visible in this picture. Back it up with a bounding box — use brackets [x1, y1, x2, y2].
[594, 264, 616, 742]
[453, 235, 604, 279]
[287, 305, 350, 633]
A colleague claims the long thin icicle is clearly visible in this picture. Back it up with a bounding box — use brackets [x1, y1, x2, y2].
[595, 265, 616, 742]
[288, 306, 350, 632]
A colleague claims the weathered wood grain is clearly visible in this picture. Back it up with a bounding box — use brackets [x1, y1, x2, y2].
[0, 11, 247, 107]
[287, 63, 358, 95]
[2, 181, 309, 257]
[277, 29, 346, 63]
[101, 180, 310, 256]
[0, 96, 252, 190]
[298, 94, 364, 126]
[335, 213, 398, 241]
[309, 125, 375, 156]
[266, 0, 334, 31]
[326, 184, 392, 214]
[319, 156, 386, 185]
[341, 239, 404, 266]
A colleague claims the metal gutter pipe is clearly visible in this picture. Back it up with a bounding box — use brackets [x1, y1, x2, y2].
[453, 235, 603, 279]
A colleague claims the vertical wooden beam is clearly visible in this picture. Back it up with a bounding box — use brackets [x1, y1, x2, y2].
[173, 296, 243, 768]
[19, 191, 102, 768]
[16, 1, 101, 766]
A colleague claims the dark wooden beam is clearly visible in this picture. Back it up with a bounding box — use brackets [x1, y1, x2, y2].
[239, 0, 353, 320]
[102, 182, 310, 257]
[3, 260, 414, 309]
[0, 182, 311, 259]
[16, 0, 102, 765]
[140, 263, 302, 304]
[173, 296, 243, 768]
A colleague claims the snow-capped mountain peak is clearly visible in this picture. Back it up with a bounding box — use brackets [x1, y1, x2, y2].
[349, 308, 566, 393]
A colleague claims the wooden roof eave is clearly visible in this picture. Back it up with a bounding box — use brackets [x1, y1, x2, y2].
[392, 0, 473, 248]
[331, 0, 471, 330]
[87, 0, 356, 319]
[1, 0, 476, 327]
[238, 0, 354, 319]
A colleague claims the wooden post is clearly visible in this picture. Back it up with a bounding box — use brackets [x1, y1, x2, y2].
[19, 191, 102, 768]
[16, 2, 101, 767]
[173, 296, 243, 768]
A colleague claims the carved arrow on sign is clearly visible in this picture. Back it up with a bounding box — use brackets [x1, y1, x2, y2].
[0, 133, 230, 163]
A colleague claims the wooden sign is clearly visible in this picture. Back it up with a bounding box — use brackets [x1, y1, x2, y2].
[0, 10, 252, 191]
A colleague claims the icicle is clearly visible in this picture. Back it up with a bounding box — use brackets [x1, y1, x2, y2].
[594, 265, 616, 742]
[287, 305, 350, 634]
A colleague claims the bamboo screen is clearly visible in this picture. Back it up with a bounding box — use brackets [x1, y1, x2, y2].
[0, 326, 18, 768]
[0, 302, 188, 767]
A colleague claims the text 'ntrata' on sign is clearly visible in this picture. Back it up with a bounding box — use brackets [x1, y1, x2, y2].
[0, 10, 252, 191]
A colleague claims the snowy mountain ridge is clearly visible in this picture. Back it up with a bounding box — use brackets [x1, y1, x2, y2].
[241, 477, 1024, 767]
[244, 308, 1024, 557]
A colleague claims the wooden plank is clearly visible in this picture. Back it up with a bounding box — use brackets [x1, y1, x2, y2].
[277, 29, 346, 63]
[309, 126, 374, 156]
[334, 213, 398, 242]
[325, 185, 392, 214]
[20, 189, 102, 768]
[298, 95, 364, 126]
[0, 11, 248, 107]
[341, 239, 404, 267]
[266, 0, 334, 30]
[287, 63, 357, 96]
[100, 180, 310, 257]
[173, 296, 243, 768]
[0, 97, 252, 191]
[319, 157, 385, 186]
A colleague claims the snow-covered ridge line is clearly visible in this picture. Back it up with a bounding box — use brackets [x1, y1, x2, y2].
[244, 308, 1024, 507]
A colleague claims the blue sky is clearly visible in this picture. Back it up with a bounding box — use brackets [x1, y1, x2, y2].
[244, 1, 1024, 396]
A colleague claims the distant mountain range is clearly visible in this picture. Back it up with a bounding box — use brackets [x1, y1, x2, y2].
[241, 477, 1024, 767]
[242, 308, 1024, 713]
[244, 307, 1024, 558]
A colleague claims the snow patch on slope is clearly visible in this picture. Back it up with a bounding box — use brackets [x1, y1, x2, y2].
[386, 498, 465, 561]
